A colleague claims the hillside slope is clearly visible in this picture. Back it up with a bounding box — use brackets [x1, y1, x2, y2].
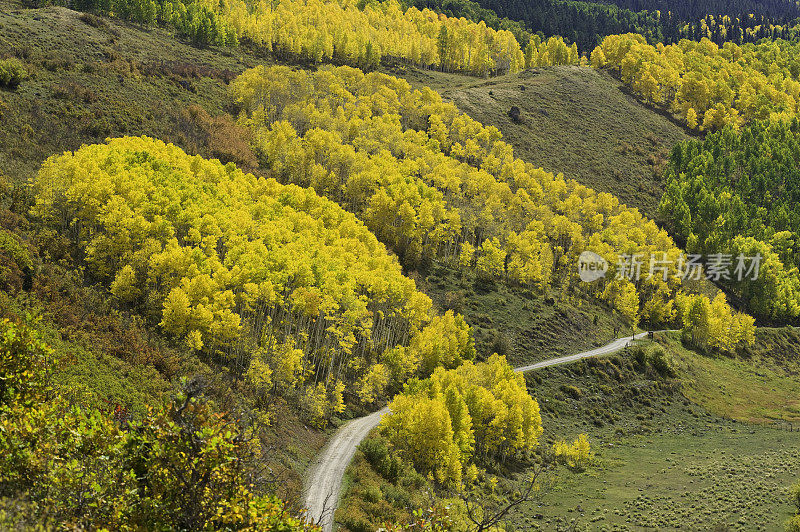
[0, 5, 336, 506]
[0, 3, 258, 182]
[0, 5, 639, 385]
[0, 6, 712, 372]
[0, 4, 689, 256]
[402, 65, 692, 220]
[3, 6, 787, 530]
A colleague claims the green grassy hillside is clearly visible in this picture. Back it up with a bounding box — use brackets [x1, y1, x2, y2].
[671, 328, 800, 424]
[0, 5, 335, 506]
[4, 5, 800, 530]
[416, 263, 633, 366]
[0, 4, 654, 370]
[401, 65, 693, 220]
[0, 4, 258, 182]
[511, 331, 800, 530]
[0, 1, 632, 406]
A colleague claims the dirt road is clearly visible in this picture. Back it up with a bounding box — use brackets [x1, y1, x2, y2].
[303, 331, 652, 530]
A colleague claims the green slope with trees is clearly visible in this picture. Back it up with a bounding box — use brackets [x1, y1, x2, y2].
[3, 1, 800, 530]
[660, 119, 800, 323]
[411, 65, 692, 220]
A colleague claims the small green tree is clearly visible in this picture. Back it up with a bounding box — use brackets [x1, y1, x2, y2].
[0, 58, 28, 89]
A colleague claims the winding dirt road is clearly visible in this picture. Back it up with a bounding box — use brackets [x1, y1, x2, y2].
[303, 331, 651, 531]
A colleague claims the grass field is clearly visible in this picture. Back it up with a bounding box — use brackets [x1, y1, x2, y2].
[399, 65, 693, 220]
[670, 328, 800, 424]
[416, 263, 636, 366]
[508, 332, 800, 530]
[527, 426, 800, 530]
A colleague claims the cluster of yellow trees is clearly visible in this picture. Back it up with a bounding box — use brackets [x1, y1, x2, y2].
[591, 34, 800, 130]
[676, 293, 756, 352]
[553, 433, 593, 471]
[524, 35, 581, 68]
[381, 354, 542, 485]
[219, 0, 524, 74]
[32, 137, 476, 426]
[190, 0, 583, 74]
[231, 65, 699, 329]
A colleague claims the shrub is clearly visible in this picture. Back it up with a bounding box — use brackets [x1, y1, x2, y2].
[0, 318, 51, 408]
[336, 506, 373, 532]
[791, 481, 800, 511]
[443, 290, 465, 314]
[0, 230, 34, 294]
[52, 81, 97, 102]
[381, 482, 412, 507]
[397, 468, 426, 490]
[176, 105, 257, 170]
[560, 384, 583, 399]
[0, 58, 28, 89]
[489, 329, 512, 358]
[553, 433, 593, 471]
[631, 344, 648, 367]
[787, 514, 800, 532]
[79, 12, 109, 29]
[647, 345, 675, 377]
[361, 483, 382, 504]
[360, 437, 387, 463]
[360, 437, 402, 482]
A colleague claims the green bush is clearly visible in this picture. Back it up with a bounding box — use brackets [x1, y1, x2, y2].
[361, 482, 382, 504]
[360, 437, 403, 482]
[381, 482, 412, 507]
[631, 344, 648, 367]
[336, 502, 374, 532]
[0, 318, 51, 408]
[0, 230, 34, 294]
[647, 345, 675, 377]
[787, 514, 800, 532]
[0, 230, 33, 271]
[560, 384, 583, 399]
[791, 481, 800, 511]
[0, 59, 28, 89]
[489, 329, 512, 357]
[360, 437, 389, 465]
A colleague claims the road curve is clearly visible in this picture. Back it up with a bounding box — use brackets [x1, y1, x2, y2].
[303, 407, 389, 531]
[302, 331, 653, 530]
[514, 332, 650, 372]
